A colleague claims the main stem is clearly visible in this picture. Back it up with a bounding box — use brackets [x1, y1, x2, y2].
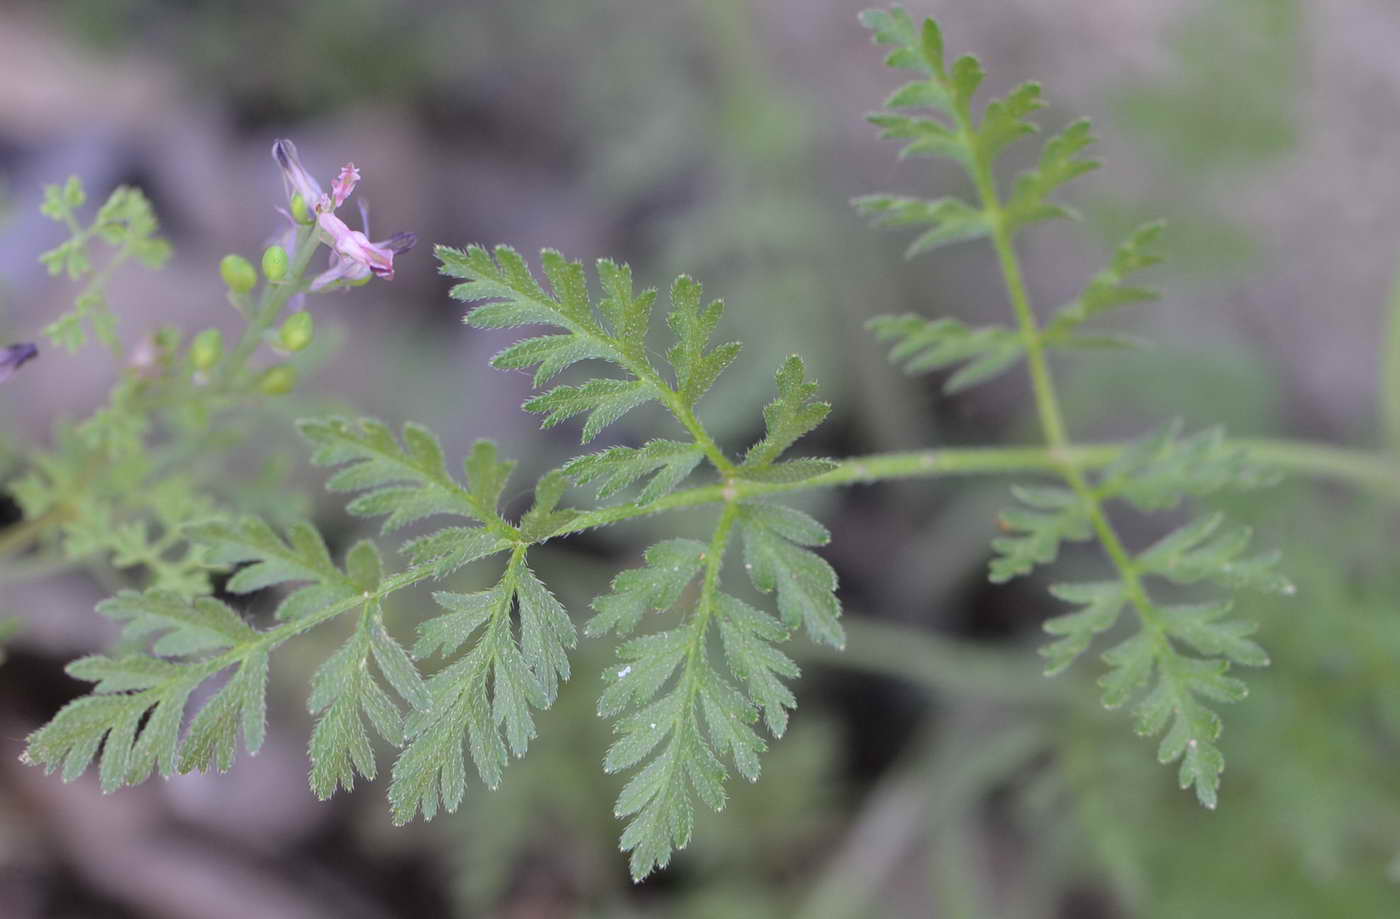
[959, 109, 1161, 626]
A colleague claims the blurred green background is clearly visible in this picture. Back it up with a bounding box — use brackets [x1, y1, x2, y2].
[2, 0, 1400, 916]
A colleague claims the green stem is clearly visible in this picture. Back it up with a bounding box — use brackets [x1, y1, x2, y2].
[956, 103, 1163, 632]
[693, 500, 740, 643]
[1384, 256, 1400, 455]
[547, 438, 1400, 541]
[609, 345, 734, 475]
[664, 390, 736, 475]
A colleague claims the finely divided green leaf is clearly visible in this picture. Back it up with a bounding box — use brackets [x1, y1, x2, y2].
[1098, 420, 1280, 511]
[665, 276, 741, 409]
[196, 517, 359, 621]
[442, 244, 602, 334]
[742, 355, 831, 468]
[1041, 581, 1127, 676]
[1136, 513, 1293, 594]
[25, 589, 278, 790]
[401, 527, 514, 579]
[178, 649, 269, 774]
[1161, 601, 1269, 668]
[389, 552, 571, 822]
[739, 503, 844, 649]
[988, 486, 1091, 583]
[587, 539, 709, 638]
[492, 334, 613, 388]
[524, 379, 660, 443]
[867, 113, 965, 164]
[298, 417, 490, 530]
[308, 607, 424, 799]
[978, 81, 1044, 160]
[97, 589, 256, 656]
[868, 314, 1024, 392]
[1005, 119, 1101, 229]
[852, 195, 990, 257]
[1045, 222, 1165, 344]
[566, 440, 706, 503]
[1128, 649, 1246, 810]
[603, 619, 745, 881]
[860, 7, 939, 77]
[715, 593, 798, 736]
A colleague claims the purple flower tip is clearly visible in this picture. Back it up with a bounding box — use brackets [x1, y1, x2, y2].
[384, 232, 417, 254]
[272, 138, 324, 210]
[0, 342, 38, 384]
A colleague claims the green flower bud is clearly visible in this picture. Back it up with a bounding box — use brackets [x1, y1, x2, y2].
[262, 245, 289, 281]
[290, 193, 312, 224]
[190, 328, 224, 371]
[153, 325, 183, 353]
[279, 311, 314, 352]
[258, 365, 297, 395]
[219, 254, 257, 294]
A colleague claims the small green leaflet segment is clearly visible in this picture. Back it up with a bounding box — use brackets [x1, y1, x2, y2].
[439, 244, 738, 451]
[297, 417, 518, 577]
[853, 195, 990, 258]
[1096, 420, 1281, 510]
[390, 545, 575, 823]
[989, 485, 1092, 583]
[868, 315, 1024, 394]
[307, 598, 428, 799]
[197, 516, 363, 621]
[565, 440, 706, 504]
[738, 503, 845, 650]
[1043, 222, 1166, 350]
[589, 502, 817, 880]
[736, 356, 836, 484]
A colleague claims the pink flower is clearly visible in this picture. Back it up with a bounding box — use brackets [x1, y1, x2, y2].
[311, 202, 417, 291]
[331, 164, 360, 209]
[271, 139, 415, 291]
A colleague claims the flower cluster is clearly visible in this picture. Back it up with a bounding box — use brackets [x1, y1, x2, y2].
[273, 139, 416, 291]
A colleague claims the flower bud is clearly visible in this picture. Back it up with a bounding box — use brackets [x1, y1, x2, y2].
[290, 193, 312, 224]
[262, 245, 289, 281]
[190, 328, 224, 370]
[279, 311, 314, 352]
[153, 325, 183, 353]
[219, 254, 257, 294]
[258, 365, 297, 395]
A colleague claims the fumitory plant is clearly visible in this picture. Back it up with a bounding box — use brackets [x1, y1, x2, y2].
[5, 5, 1400, 888]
